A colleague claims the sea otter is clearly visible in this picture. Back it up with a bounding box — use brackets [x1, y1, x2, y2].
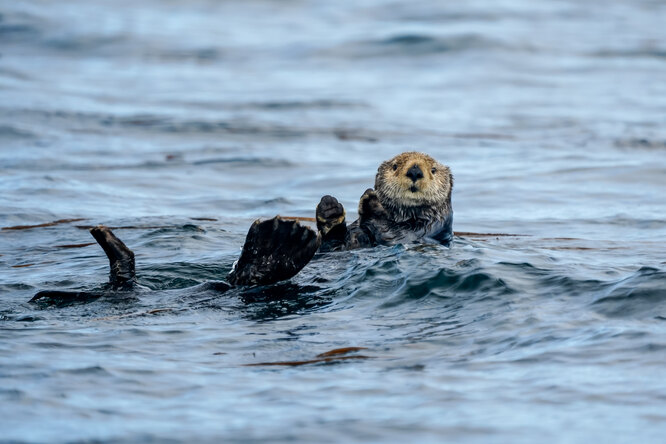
[313, 151, 453, 252]
[31, 152, 453, 303]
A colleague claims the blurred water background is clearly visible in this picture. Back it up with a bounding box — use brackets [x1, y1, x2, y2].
[1, 0, 665, 442]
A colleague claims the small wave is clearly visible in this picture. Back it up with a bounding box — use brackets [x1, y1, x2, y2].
[43, 35, 126, 53]
[0, 23, 38, 38]
[414, 268, 513, 296]
[382, 34, 438, 46]
[141, 224, 206, 236]
[329, 33, 499, 58]
[2, 108, 379, 146]
[0, 124, 36, 140]
[615, 138, 666, 150]
[59, 365, 111, 376]
[378, 265, 514, 309]
[591, 48, 666, 60]
[237, 282, 331, 320]
[0, 283, 35, 291]
[592, 267, 666, 319]
[140, 262, 229, 290]
[0, 12, 42, 42]
[0, 388, 25, 401]
[104, 114, 320, 139]
[368, 4, 502, 24]
[148, 98, 368, 113]
[240, 99, 365, 110]
[191, 157, 294, 167]
[539, 274, 607, 296]
[1, 10, 127, 55]
[145, 47, 223, 63]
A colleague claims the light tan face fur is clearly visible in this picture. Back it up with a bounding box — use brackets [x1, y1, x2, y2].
[375, 152, 452, 208]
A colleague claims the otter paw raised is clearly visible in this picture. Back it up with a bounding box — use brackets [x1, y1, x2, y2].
[316, 195, 346, 236]
[358, 188, 387, 220]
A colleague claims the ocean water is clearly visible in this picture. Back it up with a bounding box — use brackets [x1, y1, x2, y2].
[1, 0, 665, 442]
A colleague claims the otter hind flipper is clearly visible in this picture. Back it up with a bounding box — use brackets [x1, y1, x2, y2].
[89, 226, 135, 288]
[30, 226, 136, 304]
[227, 217, 321, 287]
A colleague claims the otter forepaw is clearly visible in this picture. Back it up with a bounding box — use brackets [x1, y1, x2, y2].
[316, 195, 346, 236]
[358, 188, 387, 221]
[227, 217, 321, 287]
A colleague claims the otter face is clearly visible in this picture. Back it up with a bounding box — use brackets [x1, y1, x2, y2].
[375, 152, 452, 212]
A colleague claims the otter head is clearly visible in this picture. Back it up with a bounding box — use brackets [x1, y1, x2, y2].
[375, 152, 453, 221]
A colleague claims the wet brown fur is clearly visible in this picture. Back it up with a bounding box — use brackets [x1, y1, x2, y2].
[374, 152, 453, 223]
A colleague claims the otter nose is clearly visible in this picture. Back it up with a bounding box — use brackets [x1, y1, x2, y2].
[406, 164, 423, 182]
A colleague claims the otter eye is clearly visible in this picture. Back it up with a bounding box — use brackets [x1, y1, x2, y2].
[392, 164, 398, 171]
[431, 168, 437, 174]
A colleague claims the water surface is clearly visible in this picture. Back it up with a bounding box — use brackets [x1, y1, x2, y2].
[1, 0, 665, 442]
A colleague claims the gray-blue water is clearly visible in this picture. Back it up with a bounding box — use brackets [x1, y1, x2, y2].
[1, 0, 665, 442]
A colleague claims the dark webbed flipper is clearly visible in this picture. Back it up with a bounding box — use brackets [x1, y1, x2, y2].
[227, 217, 321, 286]
[316, 195, 347, 251]
[89, 226, 136, 288]
[30, 226, 136, 305]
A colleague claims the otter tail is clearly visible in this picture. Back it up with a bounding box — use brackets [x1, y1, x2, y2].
[227, 217, 321, 286]
[30, 226, 136, 305]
